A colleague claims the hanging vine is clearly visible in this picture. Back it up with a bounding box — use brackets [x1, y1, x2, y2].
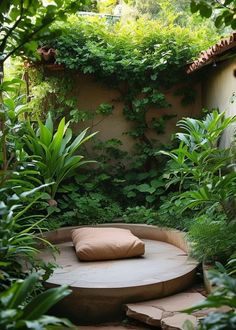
[26, 15, 218, 172]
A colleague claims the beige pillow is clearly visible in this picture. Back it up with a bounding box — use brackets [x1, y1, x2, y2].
[71, 227, 145, 261]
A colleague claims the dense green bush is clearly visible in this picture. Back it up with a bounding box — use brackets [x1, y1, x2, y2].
[123, 206, 158, 225]
[0, 183, 55, 290]
[188, 214, 236, 262]
[160, 111, 236, 261]
[34, 15, 218, 150]
[23, 113, 96, 200]
[185, 255, 236, 330]
[0, 273, 72, 330]
[48, 16, 216, 82]
[53, 190, 122, 227]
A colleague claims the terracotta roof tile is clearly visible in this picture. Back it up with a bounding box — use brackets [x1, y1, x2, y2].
[187, 32, 236, 74]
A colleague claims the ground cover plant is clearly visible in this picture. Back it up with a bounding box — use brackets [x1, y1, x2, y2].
[160, 110, 236, 262]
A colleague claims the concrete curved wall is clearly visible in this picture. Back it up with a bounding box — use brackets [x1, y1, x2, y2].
[42, 224, 198, 324]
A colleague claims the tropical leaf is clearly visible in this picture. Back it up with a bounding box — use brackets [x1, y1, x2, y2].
[24, 113, 97, 198]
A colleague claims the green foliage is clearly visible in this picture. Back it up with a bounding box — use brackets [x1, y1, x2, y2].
[49, 15, 216, 79]
[188, 214, 236, 262]
[27, 71, 115, 128]
[123, 169, 165, 205]
[53, 186, 122, 226]
[191, 0, 236, 29]
[27, 14, 219, 212]
[0, 0, 89, 64]
[158, 110, 236, 261]
[0, 79, 29, 171]
[160, 111, 236, 222]
[23, 113, 96, 199]
[0, 273, 73, 329]
[34, 15, 217, 151]
[157, 192, 193, 230]
[185, 262, 236, 330]
[0, 181, 55, 289]
[123, 206, 158, 225]
[27, 73, 76, 120]
[227, 251, 236, 276]
[0, 0, 93, 171]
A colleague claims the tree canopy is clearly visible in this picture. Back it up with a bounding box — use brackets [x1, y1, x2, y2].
[0, 0, 91, 72]
[191, 0, 236, 29]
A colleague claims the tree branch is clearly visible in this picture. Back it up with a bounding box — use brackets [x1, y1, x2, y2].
[0, 0, 24, 53]
[3, 17, 56, 62]
[215, 0, 234, 12]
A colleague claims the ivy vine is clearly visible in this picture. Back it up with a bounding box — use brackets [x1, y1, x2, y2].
[27, 15, 218, 170]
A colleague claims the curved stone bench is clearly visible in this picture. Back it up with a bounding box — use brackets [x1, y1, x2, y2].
[40, 224, 198, 324]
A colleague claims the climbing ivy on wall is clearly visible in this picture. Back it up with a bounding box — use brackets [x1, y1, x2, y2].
[29, 16, 218, 151]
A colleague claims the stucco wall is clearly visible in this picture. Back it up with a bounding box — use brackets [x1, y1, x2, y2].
[47, 70, 202, 152]
[202, 58, 236, 148]
[69, 73, 201, 150]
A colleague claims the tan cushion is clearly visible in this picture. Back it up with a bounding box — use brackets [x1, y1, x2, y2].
[71, 227, 145, 261]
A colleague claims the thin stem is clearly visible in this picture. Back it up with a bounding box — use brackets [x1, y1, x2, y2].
[215, 0, 234, 11]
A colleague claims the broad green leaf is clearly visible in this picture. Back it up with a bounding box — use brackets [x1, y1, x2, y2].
[190, 1, 199, 13]
[38, 118, 53, 146]
[45, 112, 53, 132]
[7, 273, 38, 309]
[21, 286, 71, 320]
[199, 4, 212, 18]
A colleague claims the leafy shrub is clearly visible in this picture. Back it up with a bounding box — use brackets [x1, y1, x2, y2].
[157, 111, 236, 259]
[160, 113, 236, 218]
[50, 190, 122, 227]
[23, 113, 96, 200]
[61, 192, 122, 224]
[0, 79, 28, 171]
[0, 183, 55, 290]
[123, 206, 158, 225]
[123, 169, 165, 205]
[157, 193, 193, 230]
[185, 259, 236, 330]
[48, 16, 217, 83]
[0, 273, 72, 330]
[188, 214, 236, 263]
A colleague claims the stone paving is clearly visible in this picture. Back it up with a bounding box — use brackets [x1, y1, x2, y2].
[125, 291, 205, 328]
[78, 289, 207, 329]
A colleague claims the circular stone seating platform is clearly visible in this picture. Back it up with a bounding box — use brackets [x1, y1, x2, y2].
[39, 224, 198, 324]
